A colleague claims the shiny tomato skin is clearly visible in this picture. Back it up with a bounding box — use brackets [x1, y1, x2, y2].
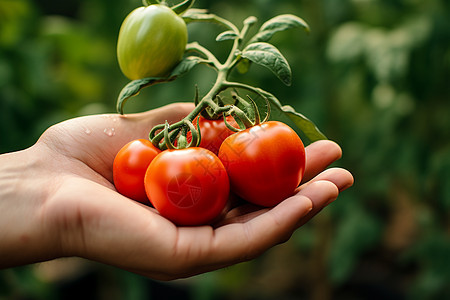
[113, 139, 161, 203]
[187, 115, 237, 155]
[117, 4, 188, 80]
[218, 121, 305, 207]
[144, 148, 229, 226]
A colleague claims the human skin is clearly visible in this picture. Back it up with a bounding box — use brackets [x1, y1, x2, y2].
[0, 102, 353, 280]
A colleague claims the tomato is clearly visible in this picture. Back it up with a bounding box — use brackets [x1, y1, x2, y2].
[144, 148, 229, 226]
[113, 139, 161, 203]
[218, 121, 305, 207]
[187, 115, 238, 155]
[117, 4, 188, 80]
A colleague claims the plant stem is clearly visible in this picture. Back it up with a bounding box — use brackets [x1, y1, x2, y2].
[186, 42, 221, 68]
[150, 14, 259, 149]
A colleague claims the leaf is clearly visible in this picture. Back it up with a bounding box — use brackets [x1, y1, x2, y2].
[250, 14, 310, 43]
[182, 9, 222, 25]
[236, 58, 251, 74]
[116, 77, 172, 114]
[226, 83, 326, 143]
[241, 42, 292, 86]
[182, 9, 238, 33]
[116, 56, 204, 114]
[216, 30, 239, 42]
[254, 88, 327, 142]
[170, 56, 204, 77]
[281, 105, 327, 141]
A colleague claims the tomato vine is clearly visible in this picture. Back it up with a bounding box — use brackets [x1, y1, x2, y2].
[116, 0, 327, 149]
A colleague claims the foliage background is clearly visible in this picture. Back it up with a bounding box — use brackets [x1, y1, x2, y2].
[1, 0, 449, 299]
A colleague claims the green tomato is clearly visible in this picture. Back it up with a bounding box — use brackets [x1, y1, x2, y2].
[117, 4, 188, 80]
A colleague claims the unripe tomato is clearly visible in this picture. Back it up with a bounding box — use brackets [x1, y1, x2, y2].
[113, 139, 161, 203]
[117, 4, 188, 80]
[218, 121, 305, 207]
[145, 148, 229, 226]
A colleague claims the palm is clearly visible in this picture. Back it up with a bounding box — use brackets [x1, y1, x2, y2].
[36, 103, 352, 280]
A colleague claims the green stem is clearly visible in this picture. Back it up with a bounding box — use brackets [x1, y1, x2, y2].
[213, 15, 240, 36]
[171, 0, 195, 15]
[222, 81, 271, 121]
[186, 42, 221, 69]
[222, 16, 256, 72]
[149, 14, 263, 150]
[142, 0, 160, 6]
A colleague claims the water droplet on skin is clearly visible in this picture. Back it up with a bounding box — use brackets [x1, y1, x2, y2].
[84, 128, 91, 135]
[103, 128, 116, 137]
[101, 114, 118, 122]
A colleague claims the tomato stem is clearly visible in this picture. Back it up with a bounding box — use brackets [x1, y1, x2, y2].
[142, 0, 161, 6]
[171, 0, 195, 15]
[186, 42, 221, 69]
[148, 11, 267, 150]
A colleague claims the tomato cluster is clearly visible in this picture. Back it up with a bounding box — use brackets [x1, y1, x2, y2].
[113, 119, 305, 226]
[113, 2, 312, 226]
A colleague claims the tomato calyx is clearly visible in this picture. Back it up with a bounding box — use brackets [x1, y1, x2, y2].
[148, 91, 269, 151]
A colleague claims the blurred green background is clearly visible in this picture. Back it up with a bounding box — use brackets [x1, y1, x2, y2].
[1, 0, 449, 299]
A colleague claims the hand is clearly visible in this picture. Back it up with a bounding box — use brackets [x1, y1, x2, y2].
[0, 102, 353, 280]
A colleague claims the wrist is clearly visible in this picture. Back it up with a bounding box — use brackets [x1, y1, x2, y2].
[0, 145, 63, 268]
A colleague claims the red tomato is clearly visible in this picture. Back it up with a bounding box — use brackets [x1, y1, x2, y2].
[113, 139, 160, 203]
[187, 115, 237, 155]
[218, 121, 305, 207]
[144, 147, 229, 226]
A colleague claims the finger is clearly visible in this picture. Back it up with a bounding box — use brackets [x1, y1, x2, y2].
[295, 168, 353, 227]
[302, 140, 342, 183]
[201, 194, 316, 265]
[215, 204, 269, 226]
[188, 180, 340, 276]
[164, 196, 311, 278]
[216, 166, 354, 227]
[296, 179, 339, 218]
[303, 167, 354, 192]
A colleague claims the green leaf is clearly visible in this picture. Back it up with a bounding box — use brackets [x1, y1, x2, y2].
[182, 9, 238, 33]
[116, 77, 172, 114]
[241, 42, 292, 86]
[255, 88, 327, 142]
[249, 14, 310, 43]
[236, 58, 251, 74]
[182, 9, 221, 24]
[216, 30, 239, 42]
[281, 105, 327, 141]
[116, 56, 203, 114]
[225, 83, 327, 143]
[244, 16, 258, 26]
[170, 56, 204, 77]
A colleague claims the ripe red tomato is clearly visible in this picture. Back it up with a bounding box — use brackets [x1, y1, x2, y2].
[218, 121, 305, 207]
[187, 115, 237, 155]
[144, 147, 229, 226]
[113, 139, 160, 203]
